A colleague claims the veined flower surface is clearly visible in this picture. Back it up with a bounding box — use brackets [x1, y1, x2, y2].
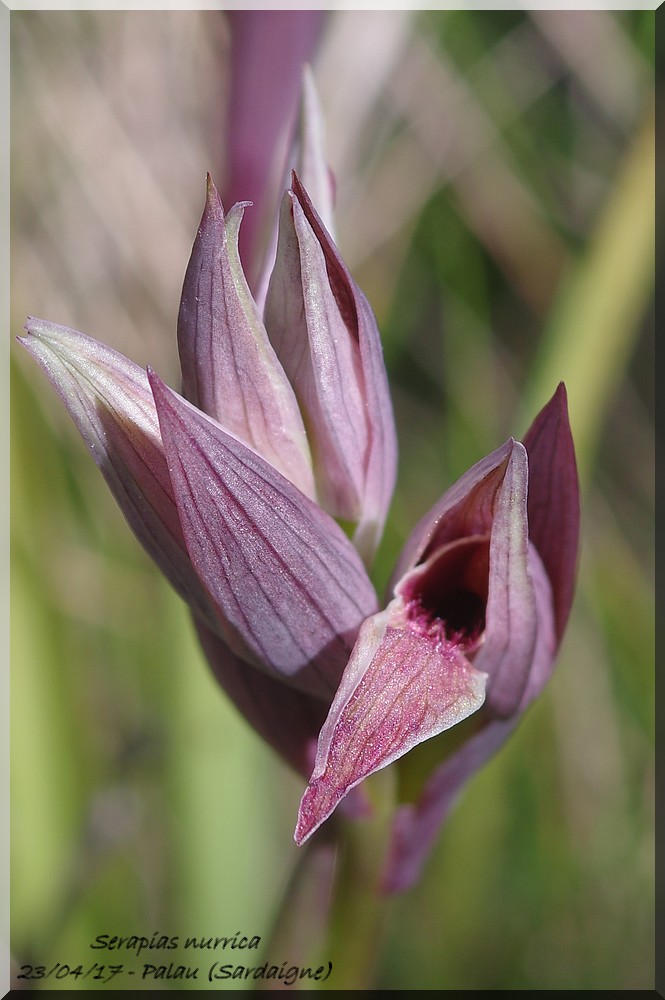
[296, 385, 579, 891]
[18, 63, 579, 893]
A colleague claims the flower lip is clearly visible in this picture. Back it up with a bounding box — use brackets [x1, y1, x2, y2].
[396, 535, 490, 654]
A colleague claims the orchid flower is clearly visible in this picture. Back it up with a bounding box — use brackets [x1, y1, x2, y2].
[18, 68, 396, 779]
[17, 63, 579, 894]
[295, 383, 579, 889]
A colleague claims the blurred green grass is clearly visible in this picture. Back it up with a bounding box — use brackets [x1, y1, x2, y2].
[10, 9, 654, 990]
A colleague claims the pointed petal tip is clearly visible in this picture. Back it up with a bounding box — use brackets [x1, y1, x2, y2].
[201, 174, 255, 223]
[526, 381, 572, 437]
[205, 173, 224, 218]
[145, 363, 159, 389]
[146, 366, 175, 415]
[203, 173, 224, 218]
[521, 379, 579, 641]
[147, 366, 176, 416]
[294, 779, 342, 846]
[21, 315, 61, 341]
[550, 380, 569, 414]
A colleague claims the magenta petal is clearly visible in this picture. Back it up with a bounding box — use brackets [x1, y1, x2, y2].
[382, 544, 557, 894]
[473, 441, 537, 718]
[149, 371, 378, 699]
[522, 383, 580, 641]
[265, 175, 397, 564]
[17, 318, 220, 632]
[177, 177, 315, 499]
[390, 439, 515, 589]
[294, 603, 486, 845]
[265, 189, 368, 520]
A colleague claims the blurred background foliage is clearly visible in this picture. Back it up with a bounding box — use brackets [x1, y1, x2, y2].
[10, 9, 654, 991]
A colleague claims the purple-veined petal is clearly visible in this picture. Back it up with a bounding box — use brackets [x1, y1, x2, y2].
[223, 10, 327, 289]
[472, 441, 537, 718]
[253, 66, 337, 311]
[389, 439, 515, 589]
[382, 543, 556, 893]
[294, 592, 487, 845]
[264, 174, 397, 565]
[177, 176, 315, 499]
[391, 439, 539, 718]
[149, 371, 378, 699]
[522, 382, 580, 641]
[17, 318, 221, 632]
[292, 174, 397, 565]
[265, 190, 367, 515]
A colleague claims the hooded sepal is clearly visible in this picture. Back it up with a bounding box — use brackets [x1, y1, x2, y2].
[149, 370, 379, 700]
[522, 382, 580, 640]
[377, 388, 574, 893]
[177, 176, 315, 500]
[264, 174, 397, 565]
[17, 318, 222, 633]
[295, 386, 573, 860]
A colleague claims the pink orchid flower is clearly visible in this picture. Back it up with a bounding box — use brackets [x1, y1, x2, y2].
[19, 146, 396, 779]
[18, 63, 578, 893]
[295, 383, 579, 890]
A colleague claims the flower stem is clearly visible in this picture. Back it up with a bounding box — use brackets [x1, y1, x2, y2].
[256, 767, 396, 992]
[316, 768, 397, 990]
